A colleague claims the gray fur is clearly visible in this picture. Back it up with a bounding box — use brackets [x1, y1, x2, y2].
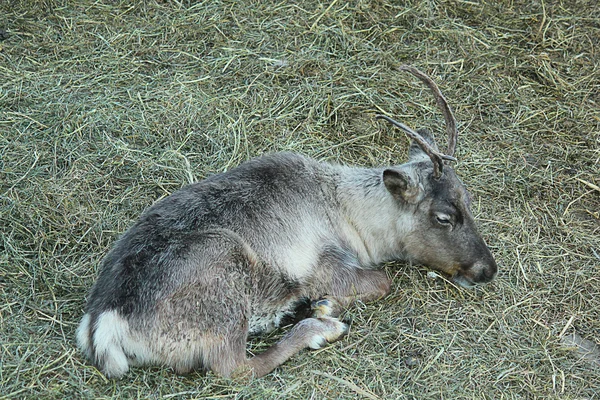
[77, 146, 497, 378]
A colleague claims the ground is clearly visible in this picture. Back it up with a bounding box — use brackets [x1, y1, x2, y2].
[1, 0, 599, 399]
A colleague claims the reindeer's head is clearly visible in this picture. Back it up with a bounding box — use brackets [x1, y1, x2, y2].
[377, 66, 497, 288]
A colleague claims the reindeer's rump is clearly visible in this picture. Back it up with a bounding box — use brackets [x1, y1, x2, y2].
[78, 229, 309, 377]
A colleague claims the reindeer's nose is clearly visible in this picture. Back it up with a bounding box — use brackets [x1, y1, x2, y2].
[472, 260, 498, 284]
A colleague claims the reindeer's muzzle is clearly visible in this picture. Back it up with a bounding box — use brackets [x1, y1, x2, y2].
[453, 259, 498, 288]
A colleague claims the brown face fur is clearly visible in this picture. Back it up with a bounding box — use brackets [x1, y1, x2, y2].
[397, 164, 497, 287]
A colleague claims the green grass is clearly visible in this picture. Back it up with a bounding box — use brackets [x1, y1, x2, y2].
[1, 0, 599, 398]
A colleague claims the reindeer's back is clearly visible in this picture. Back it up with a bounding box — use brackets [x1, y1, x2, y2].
[85, 153, 339, 317]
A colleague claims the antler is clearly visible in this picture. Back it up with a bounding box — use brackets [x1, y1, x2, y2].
[375, 114, 456, 179]
[399, 65, 458, 157]
[376, 65, 459, 179]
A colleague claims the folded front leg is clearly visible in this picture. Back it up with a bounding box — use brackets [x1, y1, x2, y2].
[310, 268, 392, 318]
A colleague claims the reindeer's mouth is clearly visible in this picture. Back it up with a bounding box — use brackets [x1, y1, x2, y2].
[429, 262, 496, 289]
[451, 274, 477, 289]
[428, 269, 477, 289]
[452, 267, 497, 288]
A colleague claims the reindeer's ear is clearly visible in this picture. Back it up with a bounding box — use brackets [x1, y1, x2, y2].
[408, 128, 440, 161]
[383, 168, 420, 203]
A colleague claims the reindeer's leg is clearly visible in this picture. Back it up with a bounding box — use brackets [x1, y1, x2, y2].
[167, 309, 346, 379]
[166, 230, 347, 379]
[167, 283, 348, 379]
[235, 316, 347, 378]
[311, 268, 392, 318]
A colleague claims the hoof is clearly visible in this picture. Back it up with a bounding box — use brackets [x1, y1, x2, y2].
[313, 316, 348, 346]
[311, 298, 339, 318]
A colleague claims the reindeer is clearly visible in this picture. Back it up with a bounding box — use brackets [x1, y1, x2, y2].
[76, 65, 497, 379]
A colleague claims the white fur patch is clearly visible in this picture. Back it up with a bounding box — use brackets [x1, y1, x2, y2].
[76, 313, 92, 359]
[308, 334, 328, 349]
[276, 211, 325, 279]
[319, 317, 348, 341]
[307, 317, 347, 349]
[280, 242, 320, 279]
[93, 310, 130, 377]
[91, 310, 155, 377]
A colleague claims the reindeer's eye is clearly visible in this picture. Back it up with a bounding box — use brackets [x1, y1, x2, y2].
[435, 214, 453, 226]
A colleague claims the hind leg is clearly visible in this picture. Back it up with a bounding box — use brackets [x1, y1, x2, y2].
[162, 284, 347, 378]
[153, 268, 252, 376]
[232, 316, 347, 378]
[152, 229, 347, 378]
[166, 310, 347, 378]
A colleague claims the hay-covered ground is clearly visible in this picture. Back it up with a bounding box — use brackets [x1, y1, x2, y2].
[1, 0, 599, 398]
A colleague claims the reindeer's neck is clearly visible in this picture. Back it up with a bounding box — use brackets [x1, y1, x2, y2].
[334, 166, 411, 266]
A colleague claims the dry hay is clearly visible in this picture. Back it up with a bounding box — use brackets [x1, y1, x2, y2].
[1, 0, 599, 399]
